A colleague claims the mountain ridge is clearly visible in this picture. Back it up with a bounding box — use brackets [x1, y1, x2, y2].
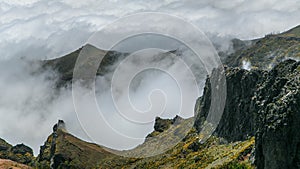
[1, 24, 300, 169]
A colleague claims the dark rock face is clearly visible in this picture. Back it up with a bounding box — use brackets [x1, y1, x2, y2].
[52, 154, 70, 169]
[254, 60, 300, 169]
[37, 131, 71, 169]
[0, 138, 12, 152]
[53, 120, 66, 132]
[37, 120, 114, 169]
[146, 116, 184, 138]
[194, 67, 265, 142]
[194, 60, 300, 169]
[37, 120, 66, 169]
[153, 117, 173, 132]
[0, 138, 12, 161]
[11, 144, 33, 156]
[9, 144, 34, 165]
[214, 68, 264, 142]
[0, 138, 34, 166]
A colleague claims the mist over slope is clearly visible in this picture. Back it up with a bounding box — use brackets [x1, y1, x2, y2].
[0, 24, 299, 168]
[225, 25, 300, 69]
[40, 25, 300, 169]
[0, 43, 208, 155]
[31, 56, 300, 168]
[1, 24, 300, 156]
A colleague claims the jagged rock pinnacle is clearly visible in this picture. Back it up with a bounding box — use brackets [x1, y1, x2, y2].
[53, 120, 66, 133]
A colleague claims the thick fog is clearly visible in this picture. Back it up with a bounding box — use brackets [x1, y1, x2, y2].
[1, 0, 300, 59]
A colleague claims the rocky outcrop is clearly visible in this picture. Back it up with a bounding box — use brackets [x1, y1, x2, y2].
[37, 120, 115, 169]
[194, 59, 300, 169]
[254, 60, 300, 169]
[146, 116, 185, 138]
[194, 67, 265, 142]
[37, 120, 66, 169]
[215, 68, 264, 142]
[0, 138, 12, 162]
[153, 117, 173, 133]
[53, 120, 66, 132]
[0, 138, 12, 152]
[0, 138, 34, 166]
[9, 144, 34, 165]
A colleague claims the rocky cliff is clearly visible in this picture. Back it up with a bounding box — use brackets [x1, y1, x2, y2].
[36, 120, 124, 169]
[194, 67, 265, 142]
[254, 60, 300, 169]
[0, 138, 34, 166]
[194, 59, 300, 169]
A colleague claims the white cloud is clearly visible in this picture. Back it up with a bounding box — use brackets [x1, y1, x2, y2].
[0, 0, 299, 59]
[0, 59, 95, 155]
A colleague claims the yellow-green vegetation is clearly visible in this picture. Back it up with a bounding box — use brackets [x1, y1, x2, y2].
[0, 138, 12, 158]
[213, 160, 253, 169]
[239, 36, 299, 69]
[0, 139, 35, 167]
[38, 129, 143, 169]
[297, 65, 300, 72]
[226, 25, 300, 69]
[92, 127, 255, 169]
[38, 129, 115, 169]
[119, 117, 194, 158]
[280, 25, 300, 38]
[37, 127, 255, 169]
[126, 133, 254, 169]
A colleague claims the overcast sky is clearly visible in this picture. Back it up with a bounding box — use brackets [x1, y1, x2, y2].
[0, 0, 300, 60]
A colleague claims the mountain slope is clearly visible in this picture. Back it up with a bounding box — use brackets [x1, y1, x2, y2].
[195, 59, 300, 169]
[225, 25, 300, 69]
[35, 25, 299, 169]
[35, 59, 300, 168]
[254, 60, 300, 169]
[42, 44, 128, 86]
[36, 120, 254, 169]
[37, 120, 121, 169]
[194, 66, 265, 142]
[0, 138, 34, 166]
[1, 25, 299, 169]
[0, 159, 32, 169]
